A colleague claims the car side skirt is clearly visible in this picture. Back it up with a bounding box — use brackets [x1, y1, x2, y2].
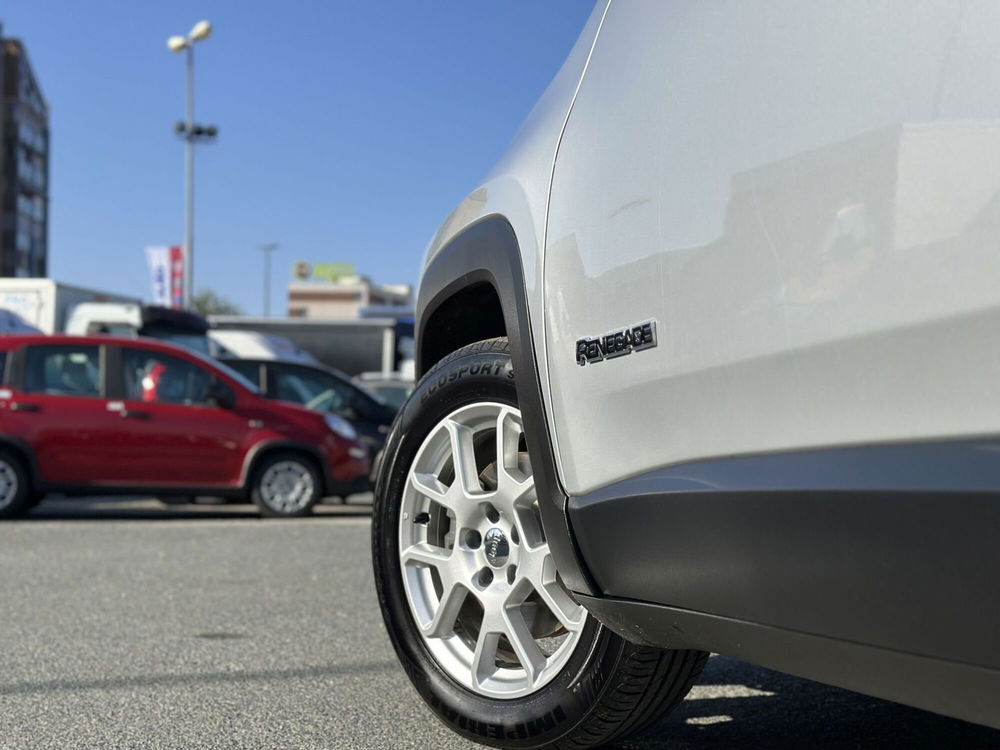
[567, 438, 1000, 724]
[578, 594, 1000, 730]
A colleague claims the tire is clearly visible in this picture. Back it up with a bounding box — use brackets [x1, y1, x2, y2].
[373, 338, 707, 748]
[0, 450, 33, 519]
[250, 451, 321, 518]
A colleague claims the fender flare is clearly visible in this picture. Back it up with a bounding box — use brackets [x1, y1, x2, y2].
[416, 215, 596, 595]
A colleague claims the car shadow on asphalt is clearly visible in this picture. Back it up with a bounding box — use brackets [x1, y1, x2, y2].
[614, 655, 1000, 749]
[17, 496, 374, 522]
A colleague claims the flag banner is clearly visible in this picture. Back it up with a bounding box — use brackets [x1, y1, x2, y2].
[169, 245, 184, 309]
[146, 246, 170, 306]
[145, 245, 185, 309]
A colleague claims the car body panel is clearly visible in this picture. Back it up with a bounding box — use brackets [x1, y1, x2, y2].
[544, 0, 1000, 494]
[108, 398, 248, 486]
[6, 393, 122, 484]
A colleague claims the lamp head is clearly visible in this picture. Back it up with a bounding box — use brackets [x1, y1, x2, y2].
[167, 36, 188, 52]
[189, 20, 212, 41]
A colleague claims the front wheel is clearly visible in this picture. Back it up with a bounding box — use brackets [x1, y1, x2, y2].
[250, 452, 321, 518]
[373, 338, 707, 748]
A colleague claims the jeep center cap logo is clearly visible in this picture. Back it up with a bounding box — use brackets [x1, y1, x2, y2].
[484, 528, 510, 568]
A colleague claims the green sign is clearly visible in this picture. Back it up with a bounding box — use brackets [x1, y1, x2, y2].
[293, 261, 356, 282]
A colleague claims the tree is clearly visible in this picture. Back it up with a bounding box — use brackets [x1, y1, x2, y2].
[191, 289, 243, 316]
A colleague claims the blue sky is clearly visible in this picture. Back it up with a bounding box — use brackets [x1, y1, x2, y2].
[3, 1, 594, 314]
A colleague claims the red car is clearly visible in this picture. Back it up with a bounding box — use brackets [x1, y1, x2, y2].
[0, 335, 370, 517]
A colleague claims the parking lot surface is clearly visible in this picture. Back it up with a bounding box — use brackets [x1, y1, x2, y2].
[0, 497, 997, 749]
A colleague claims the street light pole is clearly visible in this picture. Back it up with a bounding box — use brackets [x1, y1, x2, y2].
[259, 243, 279, 316]
[168, 21, 215, 311]
[184, 44, 195, 310]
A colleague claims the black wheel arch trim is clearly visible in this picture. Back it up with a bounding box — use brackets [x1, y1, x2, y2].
[416, 215, 597, 595]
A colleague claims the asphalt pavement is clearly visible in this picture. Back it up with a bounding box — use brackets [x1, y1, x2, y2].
[0, 497, 996, 749]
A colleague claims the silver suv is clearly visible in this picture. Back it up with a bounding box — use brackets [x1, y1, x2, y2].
[373, 1, 1000, 745]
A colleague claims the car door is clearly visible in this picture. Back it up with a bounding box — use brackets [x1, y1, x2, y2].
[543, 1, 1000, 496]
[109, 346, 248, 487]
[5, 343, 122, 484]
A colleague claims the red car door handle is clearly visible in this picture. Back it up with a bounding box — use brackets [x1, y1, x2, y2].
[9, 402, 40, 413]
[120, 409, 150, 420]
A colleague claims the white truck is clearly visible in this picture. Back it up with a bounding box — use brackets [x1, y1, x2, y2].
[0, 279, 216, 355]
[210, 316, 414, 377]
[0, 279, 139, 335]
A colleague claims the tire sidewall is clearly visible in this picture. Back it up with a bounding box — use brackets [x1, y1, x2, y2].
[373, 343, 625, 748]
[0, 451, 30, 518]
[251, 452, 320, 518]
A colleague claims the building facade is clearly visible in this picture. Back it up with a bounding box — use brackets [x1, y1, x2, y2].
[287, 275, 412, 319]
[1, 27, 49, 278]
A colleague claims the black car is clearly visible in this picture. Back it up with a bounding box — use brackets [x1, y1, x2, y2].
[219, 358, 395, 463]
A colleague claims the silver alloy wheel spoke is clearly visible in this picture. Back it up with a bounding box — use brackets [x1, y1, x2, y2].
[502, 606, 547, 685]
[527, 551, 587, 633]
[399, 402, 587, 699]
[425, 579, 468, 638]
[471, 626, 502, 689]
[410, 472, 450, 504]
[444, 419, 482, 497]
[400, 541, 451, 568]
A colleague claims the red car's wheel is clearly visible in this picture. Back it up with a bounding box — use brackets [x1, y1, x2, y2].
[250, 452, 321, 518]
[0, 450, 32, 519]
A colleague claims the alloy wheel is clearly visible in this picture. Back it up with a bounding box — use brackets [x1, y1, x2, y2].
[398, 402, 587, 699]
[259, 460, 315, 513]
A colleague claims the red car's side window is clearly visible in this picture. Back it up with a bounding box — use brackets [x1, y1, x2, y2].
[23, 346, 102, 398]
[122, 349, 212, 406]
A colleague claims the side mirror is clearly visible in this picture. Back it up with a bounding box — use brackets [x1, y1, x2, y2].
[206, 380, 236, 409]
